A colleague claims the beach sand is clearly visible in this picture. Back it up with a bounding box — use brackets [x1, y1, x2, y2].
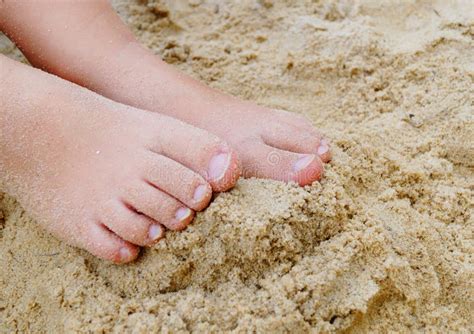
[1, 0, 473, 332]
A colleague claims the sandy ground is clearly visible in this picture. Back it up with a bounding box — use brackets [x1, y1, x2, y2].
[1, 0, 473, 332]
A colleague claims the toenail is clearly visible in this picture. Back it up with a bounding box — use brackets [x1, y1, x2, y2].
[148, 224, 163, 241]
[317, 138, 330, 155]
[193, 184, 208, 203]
[293, 154, 315, 172]
[208, 152, 231, 181]
[317, 144, 329, 155]
[119, 247, 132, 262]
[176, 207, 192, 222]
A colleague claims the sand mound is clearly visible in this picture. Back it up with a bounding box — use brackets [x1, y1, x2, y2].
[1, 0, 473, 332]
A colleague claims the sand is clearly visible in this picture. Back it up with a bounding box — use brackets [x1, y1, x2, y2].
[0, 0, 473, 332]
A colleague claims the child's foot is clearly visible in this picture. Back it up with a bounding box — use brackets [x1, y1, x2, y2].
[0, 1, 330, 186]
[0, 55, 240, 263]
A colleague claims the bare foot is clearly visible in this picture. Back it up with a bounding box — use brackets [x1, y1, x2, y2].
[0, 55, 240, 263]
[0, 1, 331, 186]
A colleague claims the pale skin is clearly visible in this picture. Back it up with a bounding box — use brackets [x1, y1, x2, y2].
[0, 1, 330, 263]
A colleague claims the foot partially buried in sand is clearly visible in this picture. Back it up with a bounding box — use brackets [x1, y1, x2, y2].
[0, 2, 331, 262]
[0, 56, 240, 262]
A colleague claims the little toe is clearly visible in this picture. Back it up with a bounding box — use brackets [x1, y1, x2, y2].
[101, 200, 166, 246]
[83, 223, 140, 264]
[141, 151, 212, 211]
[240, 140, 323, 186]
[124, 182, 195, 231]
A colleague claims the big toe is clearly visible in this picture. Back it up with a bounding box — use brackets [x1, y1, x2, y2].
[261, 117, 331, 163]
[240, 139, 324, 186]
[147, 116, 241, 192]
[316, 138, 332, 163]
[206, 147, 241, 191]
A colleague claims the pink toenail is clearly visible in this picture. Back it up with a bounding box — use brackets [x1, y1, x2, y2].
[119, 247, 132, 262]
[317, 145, 329, 155]
[208, 152, 231, 181]
[293, 154, 315, 172]
[175, 207, 192, 222]
[193, 184, 208, 203]
[317, 138, 329, 155]
[148, 224, 163, 241]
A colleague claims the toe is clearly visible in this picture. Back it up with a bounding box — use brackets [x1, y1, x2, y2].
[240, 139, 324, 186]
[101, 200, 166, 246]
[261, 124, 321, 153]
[317, 138, 332, 163]
[261, 115, 331, 163]
[83, 223, 140, 264]
[141, 151, 212, 211]
[124, 182, 195, 231]
[147, 116, 241, 192]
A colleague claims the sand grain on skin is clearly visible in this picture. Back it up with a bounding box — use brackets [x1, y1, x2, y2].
[1, 0, 473, 333]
